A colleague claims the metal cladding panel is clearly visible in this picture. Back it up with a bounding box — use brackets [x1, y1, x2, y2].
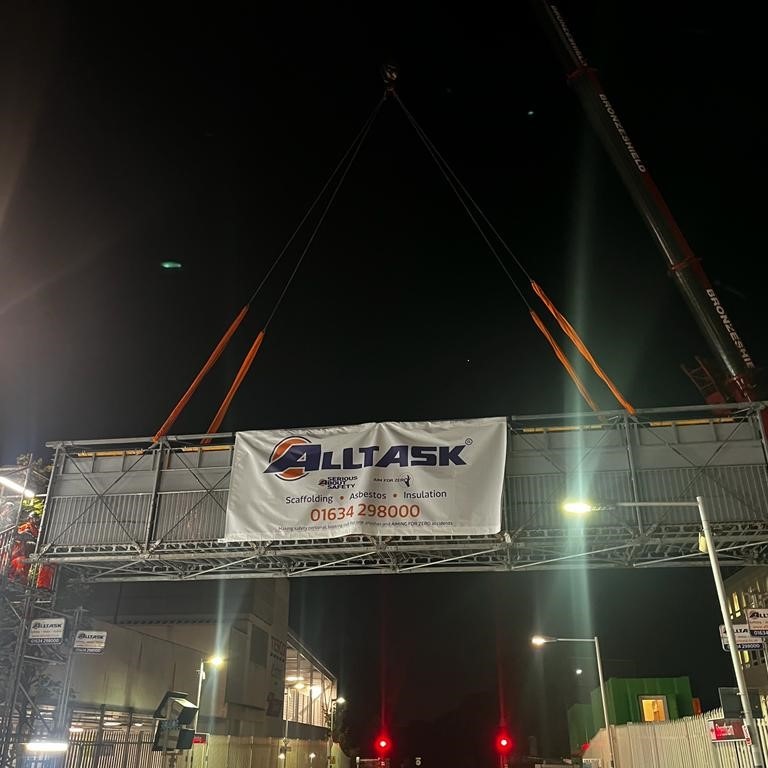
[43, 493, 150, 547]
[635, 466, 768, 523]
[53, 453, 159, 497]
[505, 471, 636, 529]
[507, 424, 631, 474]
[507, 418, 765, 476]
[154, 490, 228, 541]
[156, 466, 231, 493]
[504, 464, 768, 528]
[630, 421, 764, 470]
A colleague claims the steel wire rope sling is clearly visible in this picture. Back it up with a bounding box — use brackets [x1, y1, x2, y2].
[152, 95, 387, 444]
[391, 88, 635, 415]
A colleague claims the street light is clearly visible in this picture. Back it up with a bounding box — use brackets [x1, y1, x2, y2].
[327, 697, 346, 766]
[559, 495, 765, 768]
[194, 655, 225, 732]
[532, 634, 614, 768]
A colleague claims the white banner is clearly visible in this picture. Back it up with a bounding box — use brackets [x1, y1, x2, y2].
[224, 417, 507, 541]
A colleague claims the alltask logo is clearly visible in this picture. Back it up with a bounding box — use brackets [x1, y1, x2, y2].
[265, 438, 467, 481]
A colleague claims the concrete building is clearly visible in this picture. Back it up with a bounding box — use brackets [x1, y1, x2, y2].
[51, 579, 341, 768]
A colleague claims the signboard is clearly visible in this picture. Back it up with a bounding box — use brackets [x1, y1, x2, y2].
[709, 718, 748, 742]
[720, 624, 762, 651]
[192, 734, 208, 745]
[28, 617, 66, 645]
[73, 630, 107, 654]
[746, 608, 768, 637]
[224, 417, 507, 541]
[266, 635, 286, 717]
[718, 687, 762, 719]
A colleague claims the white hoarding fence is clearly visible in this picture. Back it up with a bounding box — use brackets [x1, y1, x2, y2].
[224, 417, 507, 541]
[584, 709, 768, 768]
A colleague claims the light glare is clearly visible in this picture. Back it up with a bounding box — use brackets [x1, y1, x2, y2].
[25, 742, 68, 753]
[562, 500, 593, 514]
[0, 476, 36, 498]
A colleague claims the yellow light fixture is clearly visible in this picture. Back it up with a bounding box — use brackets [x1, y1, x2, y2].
[562, 500, 593, 514]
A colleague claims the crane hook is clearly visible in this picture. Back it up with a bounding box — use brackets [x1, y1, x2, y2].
[381, 63, 398, 94]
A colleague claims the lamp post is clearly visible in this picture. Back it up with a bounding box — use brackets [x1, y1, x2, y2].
[327, 697, 345, 767]
[532, 634, 614, 768]
[194, 655, 224, 733]
[561, 495, 765, 768]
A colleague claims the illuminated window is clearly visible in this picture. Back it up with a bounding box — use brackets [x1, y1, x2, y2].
[639, 696, 668, 722]
[732, 592, 742, 617]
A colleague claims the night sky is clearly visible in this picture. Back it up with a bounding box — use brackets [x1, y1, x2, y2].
[0, 0, 763, 762]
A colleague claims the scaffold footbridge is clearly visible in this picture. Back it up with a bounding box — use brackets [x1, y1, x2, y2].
[30, 403, 768, 582]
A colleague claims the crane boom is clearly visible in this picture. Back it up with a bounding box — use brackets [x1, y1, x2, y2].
[533, 1, 759, 403]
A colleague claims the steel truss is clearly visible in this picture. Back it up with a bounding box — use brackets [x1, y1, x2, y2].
[0, 582, 81, 768]
[32, 403, 768, 582]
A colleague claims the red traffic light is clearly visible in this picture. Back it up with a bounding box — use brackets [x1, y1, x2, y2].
[375, 736, 391, 755]
[495, 733, 513, 754]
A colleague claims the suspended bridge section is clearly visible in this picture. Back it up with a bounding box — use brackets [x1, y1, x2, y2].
[32, 403, 768, 582]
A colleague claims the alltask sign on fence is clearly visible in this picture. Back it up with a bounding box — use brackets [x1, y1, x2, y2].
[28, 617, 66, 645]
[746, 609, 768, 637]
[719, 624, 762, 651]
[73, 630, 107, 654]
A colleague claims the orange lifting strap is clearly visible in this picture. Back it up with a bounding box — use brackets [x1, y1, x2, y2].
[530, 310, 601, 412]
[530, 281, 636, 414]
[201, 330, 266, 444]
[152, 305, 250, 442]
